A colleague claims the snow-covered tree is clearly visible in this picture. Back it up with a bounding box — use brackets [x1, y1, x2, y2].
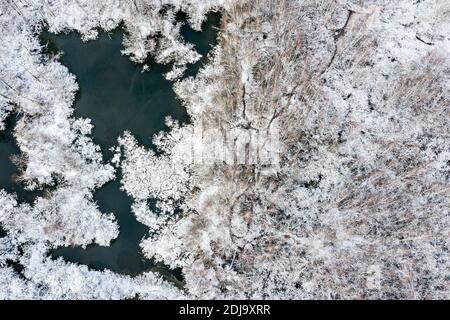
[0, 0, 448, 299]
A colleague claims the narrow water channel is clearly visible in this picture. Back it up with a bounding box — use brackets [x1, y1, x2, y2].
[0, 226, 5, 238]
[0, 12, 221, 282]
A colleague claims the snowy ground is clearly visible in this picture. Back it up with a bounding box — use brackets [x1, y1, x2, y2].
[0, 0, 449, 299]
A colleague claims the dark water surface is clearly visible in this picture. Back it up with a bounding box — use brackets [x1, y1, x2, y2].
[0, 12, 220, 282]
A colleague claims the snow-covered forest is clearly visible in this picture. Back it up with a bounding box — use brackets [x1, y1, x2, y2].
[0, 0, 449, 299]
